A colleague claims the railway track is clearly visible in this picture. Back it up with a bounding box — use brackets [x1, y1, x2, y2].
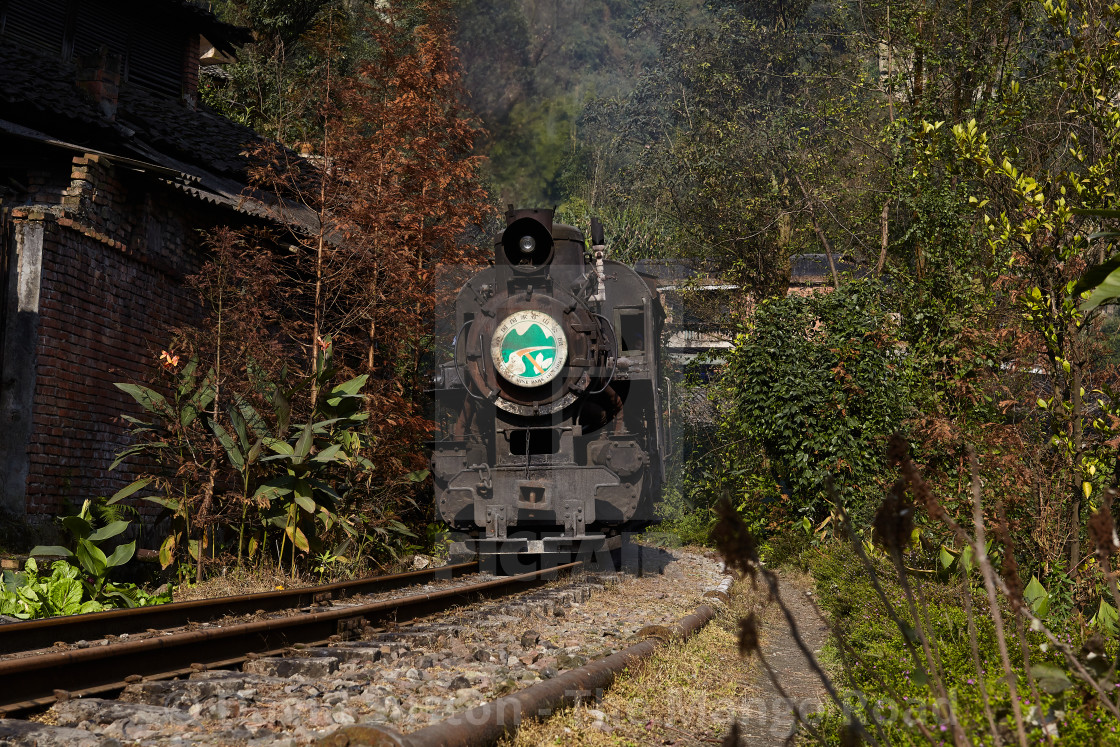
[0, 562, 576, 716]
[0, 548, 731, 747]
[0, 561, 480, 654]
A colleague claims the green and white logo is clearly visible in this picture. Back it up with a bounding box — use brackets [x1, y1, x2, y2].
[491, 310, 568, 387]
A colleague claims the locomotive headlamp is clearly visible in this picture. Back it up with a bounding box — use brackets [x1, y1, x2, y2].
[500, 211, 554, 269]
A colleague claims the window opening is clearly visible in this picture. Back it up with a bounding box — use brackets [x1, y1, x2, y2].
[618, 309, 645, 353]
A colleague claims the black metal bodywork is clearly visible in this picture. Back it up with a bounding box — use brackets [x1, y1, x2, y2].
[432, 209, 665, 559]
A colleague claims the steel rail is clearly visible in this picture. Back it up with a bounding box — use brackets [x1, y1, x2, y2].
[0, 561, 479, 655]
[319, 603, 718, 747]
[0, 562, 578, 716]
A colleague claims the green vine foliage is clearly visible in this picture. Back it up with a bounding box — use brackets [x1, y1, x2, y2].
[717, 280, 913, 527]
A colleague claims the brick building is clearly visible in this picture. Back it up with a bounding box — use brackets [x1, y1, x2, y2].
[0, 1, 285, 526]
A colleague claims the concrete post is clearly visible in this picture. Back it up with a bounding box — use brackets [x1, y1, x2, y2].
[0, 217, 44, 517]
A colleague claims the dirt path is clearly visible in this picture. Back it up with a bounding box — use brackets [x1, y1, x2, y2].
[738, 569, 831, 745]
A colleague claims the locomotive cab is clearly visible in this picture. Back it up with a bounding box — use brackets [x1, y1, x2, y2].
[432, 209, 664, 568]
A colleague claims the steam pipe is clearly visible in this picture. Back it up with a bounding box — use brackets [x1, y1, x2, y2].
[320, 604, 718, 747]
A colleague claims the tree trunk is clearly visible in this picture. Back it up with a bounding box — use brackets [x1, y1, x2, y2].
[794, 174, 840, 287]
[876, 202, 890, 275]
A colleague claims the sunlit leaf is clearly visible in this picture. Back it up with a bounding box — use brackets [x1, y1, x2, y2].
[88, 520, 129, 543]
[1024, 575, 1049, 617]
[108, 477, 152, 505]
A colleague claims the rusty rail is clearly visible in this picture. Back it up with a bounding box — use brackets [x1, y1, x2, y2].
[319, 603, 718, 747]
[0, 562, 578, 716]
[0, 561, 479, 654]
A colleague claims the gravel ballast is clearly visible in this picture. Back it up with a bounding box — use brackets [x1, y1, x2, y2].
[0, 547, 728, 746]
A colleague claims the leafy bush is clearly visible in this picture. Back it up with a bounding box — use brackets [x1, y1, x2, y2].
[715, 280, 912, 528]
[4, 499, 171, 617]
[30, 498, 137, 588]
[0, 556, 170, 620]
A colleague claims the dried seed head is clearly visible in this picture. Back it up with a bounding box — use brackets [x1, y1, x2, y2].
[1089, 507, 1119, 560]
[738, 613, 760, 658]
[713, 498, 759, 579]
[873, 479, 913, 555]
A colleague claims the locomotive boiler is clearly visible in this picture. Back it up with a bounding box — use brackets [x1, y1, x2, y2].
[431, 208, 665, 566]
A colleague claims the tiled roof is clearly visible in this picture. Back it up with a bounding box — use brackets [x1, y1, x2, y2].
[0, 40, 262, 181]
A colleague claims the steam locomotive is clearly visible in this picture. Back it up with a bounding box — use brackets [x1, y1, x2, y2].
[431, 208, 665, 568]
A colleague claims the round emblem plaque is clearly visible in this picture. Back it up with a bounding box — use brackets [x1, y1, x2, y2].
[490, 310, 568, 387]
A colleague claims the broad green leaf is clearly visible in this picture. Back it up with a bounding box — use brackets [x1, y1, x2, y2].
[185, 368, 218, 423]
[143, 495, 181, 511]
[247, 438, 264, 464]
[1024, 575, 1049, 616]
[1075, 254, 1120, 296]
[48, 577, 82, 615]
[180, 403, 199, 428]
[108, 477, 152, 505]
[327, 375, 368, 401]
[76, 540, 108, 578]
[274, 387, 291, 434]
[188, 539, 200, 561]
[293, 422, 314, 462]
[209, 420, 245, 471]
[29, 545, 74, 560]
[228, 404, 250, 450]
[1091, 599, 1119, 634]
[1080, 264, 1120, 310]
[264, 438, 294, 456]
[959, 544, 975, 574]
[236, 397, 270, 439]
[311, 444, 342, 463]
[60, 515, 93, 540]
[405, 469, 430, 483]
[105, 540, 136, 568]
[177, 357, 199, 395]
[158, 534, 177, 568]
[88, 520, 129, 543]
[939, 546, 955, 570]
[289, 526, 310, 553]
[50, 561, 78, 580]
[114, 383, 173, 418]
[110, 442, 168, 471]
[294, 479, 315, 513]
[253, 477, 294, 503]
[387, 520, 417, 538]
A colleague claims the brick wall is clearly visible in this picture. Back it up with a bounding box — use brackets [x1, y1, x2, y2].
[9, 153, 215, 518]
